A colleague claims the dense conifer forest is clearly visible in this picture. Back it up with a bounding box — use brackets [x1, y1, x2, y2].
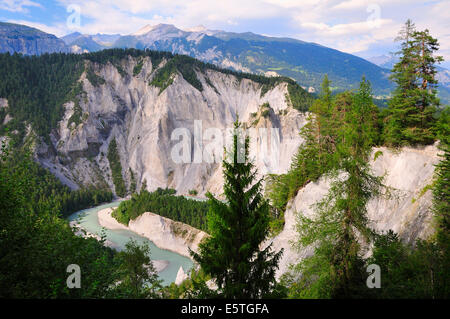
[0, 143, 160, 298]
[112, 188, 209, 231]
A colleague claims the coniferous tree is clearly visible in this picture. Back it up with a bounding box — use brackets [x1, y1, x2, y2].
[191, 120, 283, 298]
[384, 19, 443, 146]
[308, 74, 336, 168]
[113, 240, 162, 298]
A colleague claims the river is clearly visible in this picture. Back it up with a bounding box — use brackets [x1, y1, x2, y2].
[67, 201, 194, 285]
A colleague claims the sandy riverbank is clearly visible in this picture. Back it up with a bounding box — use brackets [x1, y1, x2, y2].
[97, 208, 208, 260]
[97, 208, 128, 230]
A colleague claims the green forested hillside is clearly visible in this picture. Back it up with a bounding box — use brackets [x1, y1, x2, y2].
[0, 144, 118, 298]
[107, 138, 126, 198]
[0, 53, 83, 139]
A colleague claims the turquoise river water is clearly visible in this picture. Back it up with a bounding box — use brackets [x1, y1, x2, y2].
[67, 201, 194, 285]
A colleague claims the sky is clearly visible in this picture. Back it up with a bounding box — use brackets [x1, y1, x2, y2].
[1, 0, 449, 68]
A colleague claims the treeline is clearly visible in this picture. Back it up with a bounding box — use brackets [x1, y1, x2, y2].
[56, 187, 113, 218]
[82, 47, 171, 69]
[287, 83, 315, 112]
[112, 188, 209, 231]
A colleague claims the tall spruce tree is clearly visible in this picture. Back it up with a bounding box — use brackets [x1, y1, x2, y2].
[384, 19, 443, 146]
[290, 78, 383, 298]
[191, 120, 283, 298]
[308, 74, 336, 168]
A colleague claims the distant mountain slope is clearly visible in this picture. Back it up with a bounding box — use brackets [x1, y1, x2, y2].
[62, 32, 121, 52]
[61, 31, 83, 45]
[367, 54, 396, 70]
[0, 22, 68, 55]
[90, 33, 121, 46]
[66, 35, 105, 53]
[111, 24, 393, 96]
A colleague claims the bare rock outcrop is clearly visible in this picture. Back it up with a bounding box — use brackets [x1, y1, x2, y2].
[98, 207, 208, 258]
[268, 143, 441, 279]
[36, 56, 306, 195]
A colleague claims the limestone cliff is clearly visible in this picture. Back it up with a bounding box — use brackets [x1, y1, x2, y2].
[268, 143, 441, 279]
[35, 55, 307, 196]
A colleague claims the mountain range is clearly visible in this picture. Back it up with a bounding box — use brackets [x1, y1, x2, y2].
[1, 21, 449, 104]
[61, 32, 121, 53]
[67, 23, 394, 97]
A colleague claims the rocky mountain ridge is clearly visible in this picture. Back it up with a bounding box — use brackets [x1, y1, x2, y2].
[0, 22, 68, 55]
[26, 53, 309, 196]
[0, 21, 394, 97]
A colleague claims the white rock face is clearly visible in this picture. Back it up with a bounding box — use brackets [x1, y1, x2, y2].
[152, 260, 170, 273]
[175, 266, 189, 285]
[128, 212, 208, 258]
[3, 114, 13, 125]
[98, 207, 208, 258]
[0, 98, 8, 108]
[268, 143, 441, 279]
[36, 56, 306, 195]
[97, 208, 128, 230]
[69, 220, 116, 249]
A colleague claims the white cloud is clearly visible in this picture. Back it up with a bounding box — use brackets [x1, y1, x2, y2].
[52, 0, 286, 34]
[300, 19, 393, 36]
[332, 0, 432, 10]
[0, 0, 41, 13]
